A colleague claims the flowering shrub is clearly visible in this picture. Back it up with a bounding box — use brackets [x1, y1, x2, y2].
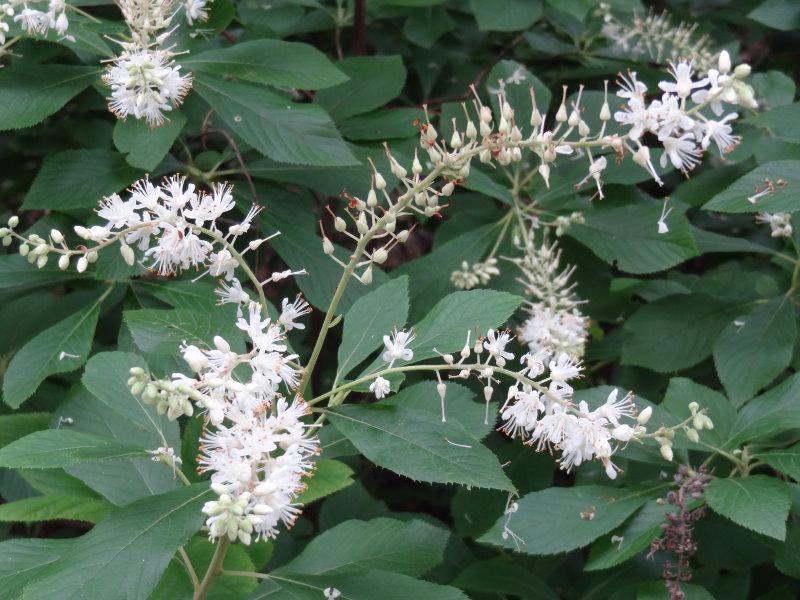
[0, 1, 798, 599]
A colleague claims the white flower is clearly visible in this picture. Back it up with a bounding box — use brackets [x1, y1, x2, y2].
[182, 343, 208, 372]
[279, 296, 311, 331]
[208, 249, 238, 280]
[697, 113, 739, 155]
[183, 0, 209, 24]
[593, 388, 635, 427]
[483, 329, 514, 366]
[104, 48, 192, 127]
[217, 278, 251, 308]
[660, 134, 702, 173]
[369, 376, 391, 399]
[382, 330, 415, 364]
[659, 60, 708, 99]
[549, 353, 582, 383]
[756, 212, 793, 238]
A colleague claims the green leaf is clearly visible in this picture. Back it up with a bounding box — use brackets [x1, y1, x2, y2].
[124, 306, 245, 356]
[754, 443, 800, 481]
[622, 295, 747, 372]
[20, 483, 212, 600]
[748, 0, 800, 31]
[661, 378, 736, 448]
[0, 494, 113, 524]
[297, 459, 354, 504]
[470, 0, 543, 31]
[22, 149, 144, 210]
[0, 65, 98, 131]
[78, 353, 182, 504]
[195, 75, 359, 167]
[585, 501, 667, 571]
[0, 413, 50, 448]
[383, 380, 491, 441]
[248, 570, 468, 600]
[113, 112, 186, 171]
[568, 204, 699, 274]
[727, 373, 800, 447]
[479, 483, 664, 555]
[774, 521, 800, 578]
[281, 517, 449, 576]
[751, 71, 797, 108]
[402, 6, 455, 48]
[0, 429, 148, 469]
[326, 403, 515, 491]
[337, 276, 409, 380]
[185, 40, 348, 89]
[450, 556, 557, 599]
[705, 475, 790, 540]
[132, 278, 219, 311]
[409, 289, 523, 362]
[338, 108, 422, 141]
[2, 298, 102, 408]
[703, 160, 800, 212]
[713, 297, 796, 406]
[314, 56, 407, 121]
[0, 538, 74, 600]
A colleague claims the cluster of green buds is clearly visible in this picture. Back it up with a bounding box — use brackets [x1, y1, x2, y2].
[202, 486, 264, 545]
[653, 402, 714, 461]
[128, 367, 194, 421]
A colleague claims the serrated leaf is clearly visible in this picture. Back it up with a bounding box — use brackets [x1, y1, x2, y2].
[754, 443, 800, 481]
[0, 429, 148, 469]
[703, 160, 800, 212]
[470, 0, 542, 31]
[2, 297, 102, 408]
[727, 373, 800, 447]
[585, 501, 667, 571]
[22, 149, 144, 210]
[124, 306, 245, 356]
[20, 483, 212, 600]
[568, 203, 699, 274]
[622, 294, 748, 372]
[478, 483, 666, 555]
[327, 403, 514, 491]
[337, 276, 409, 380]
[0, 494, 113, 524]
[195, 75, 358, 167]
[185, 40, 348, 89]
[713, 297, 796, 406]
[297, 459, 354, 504]
[0, 412, 50, 448]
[0, 538, 74, 600]
[248, 569, 469, 600]
[450, 556, 557, 599]
[281, 517, 448, 576]
[0, 65, 98, 131]
[705, 475, 790, 540]
[409, 289, 523, 362]
[113, 112, 186, 171]
[314, 56, 407, 121]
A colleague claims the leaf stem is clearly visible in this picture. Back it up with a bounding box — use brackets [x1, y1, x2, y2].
[194, 537, 230, 600]
[178, 546, 200, 592]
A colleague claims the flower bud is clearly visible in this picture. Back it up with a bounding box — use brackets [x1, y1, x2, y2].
[367, 188, 378, 207]
[74, 225, 90, 239]
[50, 229, 64, 244]
[356, 213, 369, 235]
[1, 236, 10, 247]
[86, 250, 98, 263]
[637, 405, 652, 425]
[75, 256, 88, 272]
[214, 335, 231, 353]
[36, 254, 48, 268]
[120, 244, 135, 266]
[374, 172, 387, 190]
[599, 101, 611, 121]
[450, 130, 462, 150]
[686, 428, 700, 443]
[182, 344, 208, 372]
[8, 216, 19, 228]
[19, 243, 29, 257]
[396, 230, 409, 243]
[360, 265, 373, 285]
[441, 181, 455, 196]
[660, 444, 673, 462]
[734, 63, 751, 78]
[372, 248, 388, 264]
[58, 255, 70, 270]
[412, 154, 422, 175]
[334, 216, 346, 232]
[718, 50, 731, 74]
[322, 237, 334, 255]
[465, 120, 477, 139]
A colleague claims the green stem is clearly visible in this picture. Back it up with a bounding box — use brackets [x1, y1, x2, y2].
[221, 570, 271, 580]
[194, 538, 230, 600]
[178, 547, 200, 592]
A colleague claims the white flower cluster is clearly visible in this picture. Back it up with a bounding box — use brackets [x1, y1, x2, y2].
[512, 235, 588, 359]
[614, 53, 756, 182]
[450, 258, 500, 290]
[756, 212, 793, 238]
[0, 0, 70, 46]
[128, 297, 317, 544]
[597, 4, 716, 74]
[104, 0, 203, 126]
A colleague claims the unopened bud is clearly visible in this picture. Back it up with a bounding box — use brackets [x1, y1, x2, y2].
[734, 63, 751, 78]
[7, 216, 19, 228]
[86, 250, 98, 263]
[465, 121, 477, 139]
[334, 217, 346, 232]
[367, 188, 378, 207]
[374, 172, 386, 190]
[58, 255, 70, 270]
[50, 229, 64, 244]
[686, 429, 700, 443]
[360, 265, 373, 285]
[77, 256, 88, 273]
[660, 444, 673, 462]
[441, 181, 455, 196]
[396, 230, 409, 243]
[718, 50, 731, 74]
[637, 406, 652, 425]
[120, 244, 135, 266]
[322, 237, 334, 255]
[372, 248, 388, 264]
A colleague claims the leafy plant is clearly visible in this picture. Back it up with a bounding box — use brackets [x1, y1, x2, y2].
[1, 1, 799, 599]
